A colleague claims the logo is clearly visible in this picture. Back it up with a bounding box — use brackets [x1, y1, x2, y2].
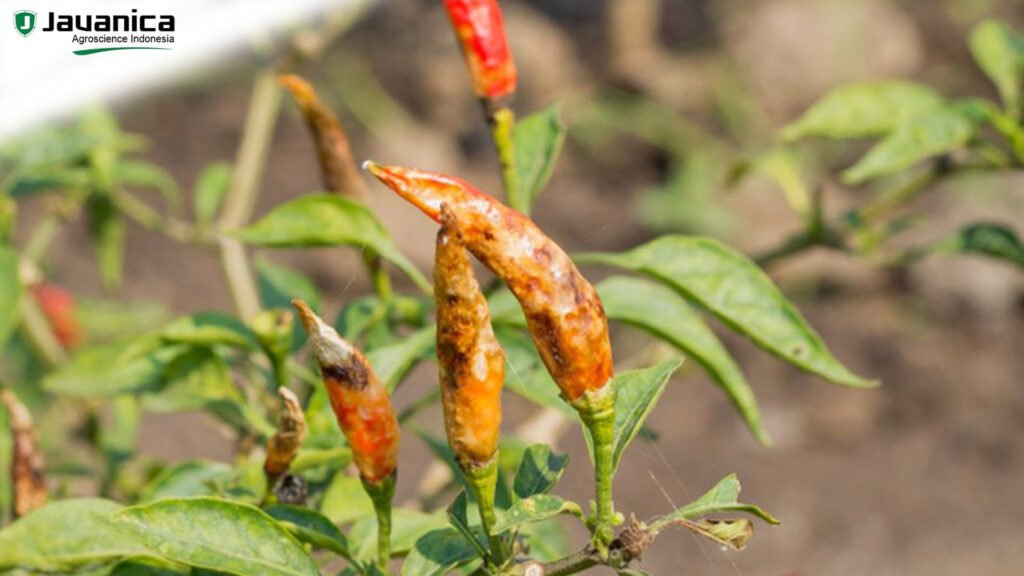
[13, 10, 35, 37]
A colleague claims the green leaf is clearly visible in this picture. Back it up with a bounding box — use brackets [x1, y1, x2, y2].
[0, 499, 152, 572]
[732, 146, 809, 217]
[254, 256, 322, 313]
[491, 495, 581, 535]
[114, 160, 179, 210]
[781, 81, 943, 141]
[43, 338, 186, 397]
[597, 276, 770, 445]
[139, 460, 234, 503]
[320, 474, 374, 525]
[581, 236, 876, 388]
[512, 103, 566, 214]
[233, 194, 429, 292]
[842, 106, 974, 184]
[496, 327, 575, 417]
[651, 474, 779, 530]
[112, 497, 319, 576]
[402, 528, 481, 576]
[160, 312, 257, 349]
[597, 359, 684, 473]
[519, 518, 571, 562]
[263, 505, 352, 561]
[86, 194, 126, 290]
[108, 558, 190, 575]
[931, 222, 1024, 269]
[193, 162, 233, 224]
[143, 348, 241, 413]
[969, 19, 1024, 113]
[513, 444, 569, 500]
[348, 509, 449, 563]
[0, 246, 22, 349]
[365, 326, 435, 392]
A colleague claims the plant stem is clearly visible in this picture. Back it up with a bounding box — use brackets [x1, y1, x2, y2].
[363, 473, 396, 573]
[489, 107, 519, 210]
[110, 188, 209, 246]
[465, 458, 505, 565]
[538, 548, 601, 576]
[573, 383, 617, 557]
[217, 70, 282, 320]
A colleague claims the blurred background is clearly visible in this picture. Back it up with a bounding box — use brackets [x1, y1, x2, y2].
[6, 0, 1024, 574]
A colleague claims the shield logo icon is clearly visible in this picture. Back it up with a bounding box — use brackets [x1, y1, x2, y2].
[14, 10, 36, 37]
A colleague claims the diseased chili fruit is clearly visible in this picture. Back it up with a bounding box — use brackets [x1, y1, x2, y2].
[292, 299, 399, 484]
[263, 387, 307, 487]
[366, 163, 613, 403]
[434, 207, 506, 469]
[1, 390, 47, 518]
[32, 283, 82, 348]
[444, 0, 517, 108]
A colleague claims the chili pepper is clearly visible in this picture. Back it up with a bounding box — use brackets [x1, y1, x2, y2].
[366, 162, 618, 553]
[32, 283, 81, 348]
[1, 390, 47, 518]
[263, 387, 307, 489]
[292, 299, 398, 569]
[434, 208, 507, 562]
[278, 74, 367, 198]
[444, 0, 517, 108]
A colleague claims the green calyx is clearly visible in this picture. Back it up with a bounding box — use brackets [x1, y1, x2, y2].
[571, 382, 617, 558]
[463, 456, 507, 566]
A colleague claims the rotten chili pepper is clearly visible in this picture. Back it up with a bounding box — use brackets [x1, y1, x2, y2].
[1, 390, 48, 518]
[263, 387, 308, 488]
[366, 163, 613, 404]
[292, 300, 399, 484]
[278, 74, 367, 198]
[444, 0, 517, 109]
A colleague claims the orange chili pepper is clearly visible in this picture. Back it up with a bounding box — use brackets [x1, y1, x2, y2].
[263, 387, 307, 487]
[444, 0, 517, 108]
[1, 390, 47, 518]
[366, 163, 613, 404]
[434, 207, 505, 468]
[292, 300, 399, 484]
[32, 283, 81, 348]
[278, 74, 367, 198]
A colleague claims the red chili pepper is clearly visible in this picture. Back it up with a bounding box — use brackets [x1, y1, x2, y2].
[434, 207, 505, 468]
[32, 283, 82, 348]
[444, 0, 517, 106]
[1, 390, 47, 518]
[278, 74, 367, 198]
[292, 300, 399, 484]
[263, 387, 308, 486]
[366, 163, 613, 403]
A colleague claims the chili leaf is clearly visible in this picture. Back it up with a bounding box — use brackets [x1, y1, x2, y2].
[255, 256, 322, 313]
[491, 495, 582, 535]
[842, 106, 974, 184]
[366, 325, 436, 392]
[969, 20, 1024, 113]
[780, 81, 943, 141]
[86, 194, 126, 291]
[112, 497, 319, 576]
[597, 276, 770, 445]
[264, 505, 352, 561]
[580, 236, 876, 388]
[512, 103, 566, 214]
[114, 160, 180, 210]
[43, 338, 186, 397]
[0, 246, 21, 349]
[320, 474, 375, 525]
[730, 146, 809, 218]
[651, 474, 779, 530]
[139, 460, 234, 503]
[348, 509, 449, 563]
[929, 222, 1024, 269]
[232, 194, 429, 291]
[513, 444, 569, 500]
[160, 312, 257, 349]
[0, 499, 152, 572]
[402, 528, 481, 576]
[193, 161, 233, 224]
[496, 327, 575, 417]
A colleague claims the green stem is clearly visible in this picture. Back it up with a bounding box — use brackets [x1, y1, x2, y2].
[110, 188, 209, 246]
[489, 107, 519, 210]
[363, 250, 393, 301]
[217, 70, 282, 320]
[23, 213, 62, 264]
[573, 383, 617, 558]
[363, 473, 396, 573]
[465, 458, 505, 565]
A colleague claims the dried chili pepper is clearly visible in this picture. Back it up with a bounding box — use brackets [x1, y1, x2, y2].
[434, 207, 507, 561]
[292, 299, 398, 568]
[263, 387, 307, 489]
[1, 390, 47, 518]
[278, 74, 367, 198]
[366, 162, 619, 552]
[32, 283, 81, 348]
[444, 0, 517, 108]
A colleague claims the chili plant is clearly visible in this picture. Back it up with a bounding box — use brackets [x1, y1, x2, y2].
[0, 2, 877, 574]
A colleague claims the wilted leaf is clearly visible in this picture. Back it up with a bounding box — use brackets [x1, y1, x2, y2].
[401, 528, 480, 576]
[651, 474, 779, 530]
[512, 103, 566, 214]
[0, 499, 152, 572]
[0, 246, 22, 349]
[597, 276, 770, 444]
[969, 20, 1024, 113]
[843, 107, 974, 184]
[581, 236, 876, 388]
[264, 505, 352, 561]
[233, 194, 429, 291]
[781, 81, 943, 141]
[513, 444, 569, 500]
[491, 495, 581, 534]
[112, 497, 319, 576]
[193, 162, 233, 224]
